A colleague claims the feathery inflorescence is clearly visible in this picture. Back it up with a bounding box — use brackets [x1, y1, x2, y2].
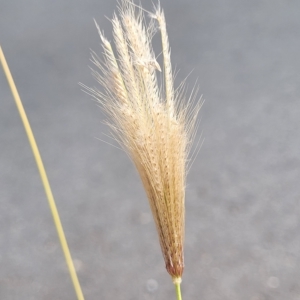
[85, 0, 201, 282]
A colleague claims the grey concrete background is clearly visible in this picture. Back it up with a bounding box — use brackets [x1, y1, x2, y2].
[1, 0, 300, 299]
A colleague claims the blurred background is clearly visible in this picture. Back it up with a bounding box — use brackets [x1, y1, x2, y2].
[1, 0, 300, 299]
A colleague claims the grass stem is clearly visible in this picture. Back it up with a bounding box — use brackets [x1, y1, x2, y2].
[174, 278, 182, 300]
[0, 45, 85, 300]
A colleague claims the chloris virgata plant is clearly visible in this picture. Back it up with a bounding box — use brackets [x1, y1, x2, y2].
[83, 1, 202, 299]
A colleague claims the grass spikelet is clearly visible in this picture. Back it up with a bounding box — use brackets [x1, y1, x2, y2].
[83, 0, 202, 293]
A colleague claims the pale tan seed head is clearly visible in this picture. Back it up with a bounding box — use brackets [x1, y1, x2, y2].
[84, 0, 202, 281]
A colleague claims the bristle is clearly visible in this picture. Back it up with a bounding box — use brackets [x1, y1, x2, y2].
[88, 0, 200, 280]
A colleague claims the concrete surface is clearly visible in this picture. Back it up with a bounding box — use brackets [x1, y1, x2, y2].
[1, 0, 300, 299]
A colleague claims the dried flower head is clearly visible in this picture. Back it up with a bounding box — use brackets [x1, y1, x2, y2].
[84, 0, 201, 282]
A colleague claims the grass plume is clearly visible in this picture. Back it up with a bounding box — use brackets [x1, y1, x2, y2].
[83, 0, 201, 288]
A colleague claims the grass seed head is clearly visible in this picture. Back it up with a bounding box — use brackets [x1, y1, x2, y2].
[86, 0, 201, 281]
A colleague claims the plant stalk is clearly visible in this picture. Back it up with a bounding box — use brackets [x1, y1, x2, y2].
[0, 45, 85, 300]
[174, 278, 182, 300]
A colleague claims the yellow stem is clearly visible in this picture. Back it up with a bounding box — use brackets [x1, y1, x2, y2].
[0, 45, 85, 300]
[173, 277, 182, 300]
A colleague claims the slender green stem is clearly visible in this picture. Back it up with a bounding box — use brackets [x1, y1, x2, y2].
[0, 46, 84, 300]
[174, 279, 182, 300]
